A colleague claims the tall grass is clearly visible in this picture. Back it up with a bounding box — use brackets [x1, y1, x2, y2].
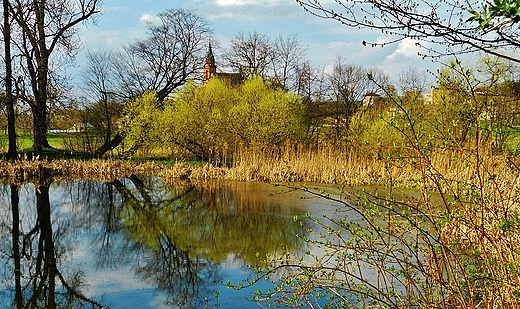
[3, 141, 512, 189]
[0, 158, 162, 184]
[217, 143, 502, 189]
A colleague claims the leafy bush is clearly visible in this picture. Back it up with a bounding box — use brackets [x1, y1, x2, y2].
[120, 91, 163, 154]
[157, 77, 307, 162]
[229, 77, 307, 146]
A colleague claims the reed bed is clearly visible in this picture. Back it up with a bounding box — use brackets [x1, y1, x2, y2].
[0, 158, 163, 184]
[1, 144, 515, 189]
[188, 144, 510, 189]
[211, 145, 520, 307]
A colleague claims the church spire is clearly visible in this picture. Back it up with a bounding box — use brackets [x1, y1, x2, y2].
[204, 42, 216, 82]
[206, 42, 215, 64]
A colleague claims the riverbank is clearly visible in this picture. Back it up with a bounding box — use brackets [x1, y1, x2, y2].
[0, 159, 163, 184]
[0, 156, 397, 185]
[0, 149, 513, 189]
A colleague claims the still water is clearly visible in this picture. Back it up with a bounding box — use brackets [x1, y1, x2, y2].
[0, 176, 345, 308]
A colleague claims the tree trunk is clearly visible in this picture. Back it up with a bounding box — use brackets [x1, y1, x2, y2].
[11, 0, 99, 156]
[4, 0, 16, 158]
[10, 184, 22, 309]
[94, 132, 125, 157]
[32, 103, 50, 154]
[36, 184, 57, 309]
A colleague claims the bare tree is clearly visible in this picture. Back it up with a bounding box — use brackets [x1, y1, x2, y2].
[225, 30, 273, 79]
[271, 34, 307, 91]
[296, 60, 328, 101]
[83, 50, 120, 144]
[93, 8, 211, 157]
[295, 0, 520, 64]
[294, 61, 331, 143]
[9, 0, 100, 155]
[327, 57, 383, 138]
[120, 8, 211, 103]
[398, 67, 429, 98]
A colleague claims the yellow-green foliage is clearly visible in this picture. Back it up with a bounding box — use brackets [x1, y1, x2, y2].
[157, 76, 307, 160]
[433, 69, 477, 147]
[349, 110, 405, 151]
[160, 79, 236, 160]
[229, 77, 307, 145]
[121, 91, 162, 150]
[349, 83, 472, 156]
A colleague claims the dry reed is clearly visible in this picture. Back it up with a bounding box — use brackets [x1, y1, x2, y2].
[1, 144, 512, 189]
[0, 158, 163, 184]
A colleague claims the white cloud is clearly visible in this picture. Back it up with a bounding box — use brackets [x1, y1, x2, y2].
[386, 38, 422, 61]
[139, 13, 160, 25]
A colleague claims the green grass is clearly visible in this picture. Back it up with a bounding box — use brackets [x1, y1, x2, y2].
[0, 132, 67, 150]
[47, 133, 68, 149]
[0, 132, 92, 160]
[14, 134, 33, 149]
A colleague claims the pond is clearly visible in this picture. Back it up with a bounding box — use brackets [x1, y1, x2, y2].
[0, 176, 347, 309]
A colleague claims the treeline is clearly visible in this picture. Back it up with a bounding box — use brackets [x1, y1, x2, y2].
[93, 56, 520, 163]
[72, 7, 391, 158]
[0, 7, 390, 158]
[3, 7, 520, 161]
[73, 9, 520, 160]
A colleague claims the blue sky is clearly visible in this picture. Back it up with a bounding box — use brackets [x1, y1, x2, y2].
[77, 0, 440, 84]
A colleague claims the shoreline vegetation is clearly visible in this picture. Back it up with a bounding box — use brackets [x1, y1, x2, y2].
[0, 144, 516, 189]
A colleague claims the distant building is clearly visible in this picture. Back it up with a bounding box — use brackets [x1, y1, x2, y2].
[362, 92, 380, 107]
[203, 43, 243, 85]
[203, 43, 217, 82]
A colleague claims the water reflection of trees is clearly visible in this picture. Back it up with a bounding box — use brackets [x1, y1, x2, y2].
[120, 178, 303, 264]
[0, 176, 305, 308]
[0, 182, 104, 309]
[115, 176, 304, 307]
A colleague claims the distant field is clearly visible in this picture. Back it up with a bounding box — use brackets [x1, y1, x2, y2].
[0, 132, 68, 152]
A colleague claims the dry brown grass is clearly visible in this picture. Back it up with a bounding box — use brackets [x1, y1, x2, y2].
[0, 158, 163, 184]
[1, 143, 517, 190]
[221, 143, 390, 184]
[153, 144, 395, 185]
[0, 146, 496, 186]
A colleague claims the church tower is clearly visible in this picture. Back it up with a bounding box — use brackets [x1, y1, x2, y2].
[203, 43, 216, 82]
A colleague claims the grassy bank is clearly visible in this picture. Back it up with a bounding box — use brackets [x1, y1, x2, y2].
[0, 132, 70, 151]
[0, 158, 163, 184]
